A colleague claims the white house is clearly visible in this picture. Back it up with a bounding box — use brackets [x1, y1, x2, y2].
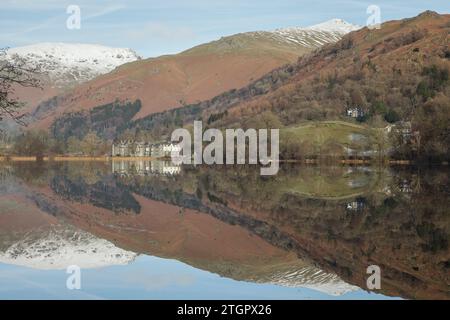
[346, 107, 365, 118]
[150, 143, 182, 158]
[112, 141, 181, 158]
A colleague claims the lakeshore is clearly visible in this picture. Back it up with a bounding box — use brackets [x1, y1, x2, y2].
[0, 156, 438, 166]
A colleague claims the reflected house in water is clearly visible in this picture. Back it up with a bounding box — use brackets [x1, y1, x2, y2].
[112, 160, 181, 176]
[399, 179, 413, 193]
[111, 141, 181, 158]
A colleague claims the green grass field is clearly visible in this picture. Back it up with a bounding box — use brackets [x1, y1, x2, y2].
[280, 120, 369, 147]
[281, 168, 377, 199]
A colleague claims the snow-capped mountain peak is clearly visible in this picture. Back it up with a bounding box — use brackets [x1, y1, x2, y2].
[0, 227, 137, 270]
[269, 18, 361, 48]
[4, 42, 141, 88]
[305, 18, 362, 33]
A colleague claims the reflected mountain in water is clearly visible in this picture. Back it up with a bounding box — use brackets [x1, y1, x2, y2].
[0, 225, 137, 270]
[0, 161, 448, 299]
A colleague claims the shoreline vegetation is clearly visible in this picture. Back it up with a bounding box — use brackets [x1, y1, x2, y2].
[0, 156, 446, 166]
[3, 119, 448, 166]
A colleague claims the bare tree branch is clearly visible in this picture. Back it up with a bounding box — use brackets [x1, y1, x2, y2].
[0, 47, 43, 126]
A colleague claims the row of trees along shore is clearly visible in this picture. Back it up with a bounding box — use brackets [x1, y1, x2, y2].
[0, 130, 109, 159]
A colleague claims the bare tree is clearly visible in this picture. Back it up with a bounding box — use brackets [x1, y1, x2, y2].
[0, 48, 42, 125]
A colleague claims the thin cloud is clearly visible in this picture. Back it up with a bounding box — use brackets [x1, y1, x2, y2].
[1, 4, 126, 39]
[84, 4, 127, 20]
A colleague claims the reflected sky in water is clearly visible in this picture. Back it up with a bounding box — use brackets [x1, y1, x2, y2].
[0, 255, 394, 300]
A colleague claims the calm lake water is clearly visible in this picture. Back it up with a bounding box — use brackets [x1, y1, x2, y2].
[0, 160, 448, 300]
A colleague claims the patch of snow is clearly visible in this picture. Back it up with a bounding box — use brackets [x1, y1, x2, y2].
[305, 18, 362, 34]
[261, 265, 359, 296]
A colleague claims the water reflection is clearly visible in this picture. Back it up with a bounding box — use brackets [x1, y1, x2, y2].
[0, 161, 448, 299]
[112, 160, 181, 177]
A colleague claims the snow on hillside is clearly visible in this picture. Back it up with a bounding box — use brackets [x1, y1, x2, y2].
[0, 227, 137, 270]
[269, 18, 361, 48]
[4, 43, 141, 87]
[261, 265, 359, 296]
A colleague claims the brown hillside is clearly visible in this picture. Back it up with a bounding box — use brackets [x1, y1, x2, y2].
[222, 11, 450, 126]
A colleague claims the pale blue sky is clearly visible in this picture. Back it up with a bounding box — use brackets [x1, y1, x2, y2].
[0, 0, 448, 57]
